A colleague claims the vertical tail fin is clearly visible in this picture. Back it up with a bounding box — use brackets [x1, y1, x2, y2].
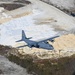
[22, 30, 27, 40]
[16, 30, 32, 42]
[22, 30, 32, 40]
[16, 30, 27, 42]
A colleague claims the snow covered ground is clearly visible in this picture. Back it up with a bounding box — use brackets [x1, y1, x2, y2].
[0, 9, 57, 46]
[0, 7, 11, 20]
[41, 0, 75, 13]
[0, 0, 75, 48]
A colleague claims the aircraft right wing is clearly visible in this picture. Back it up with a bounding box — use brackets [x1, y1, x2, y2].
[36, 36, 59, 43]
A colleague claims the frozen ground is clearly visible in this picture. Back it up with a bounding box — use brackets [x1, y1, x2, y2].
[0, 0, 75, 48]
[0, 10, 57, 46]
[41, 0, 75, 13]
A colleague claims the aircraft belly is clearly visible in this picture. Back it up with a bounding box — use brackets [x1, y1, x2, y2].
[38, 43, 54, 50]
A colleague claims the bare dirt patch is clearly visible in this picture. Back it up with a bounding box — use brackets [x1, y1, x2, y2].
[13, 12, 32, 18]
[50, 34, 75, 52]
[35, 18, 57, 25]
[14, 0, 31, 4]
[0, 3, 24, 11]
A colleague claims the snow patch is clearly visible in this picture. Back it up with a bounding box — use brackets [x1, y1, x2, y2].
[0, 9, 57, 46]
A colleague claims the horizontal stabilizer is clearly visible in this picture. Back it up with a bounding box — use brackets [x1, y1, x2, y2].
[16, 39, 22, 42]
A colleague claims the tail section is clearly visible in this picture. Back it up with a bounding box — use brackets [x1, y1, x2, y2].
[16, 30, 32, 42]
[16, 30, 27, 42]
[22, 30, 27, 40]
[22, 30, 32, 40]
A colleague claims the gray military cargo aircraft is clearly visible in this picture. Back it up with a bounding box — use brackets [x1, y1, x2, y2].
[16, 30, 59, 50]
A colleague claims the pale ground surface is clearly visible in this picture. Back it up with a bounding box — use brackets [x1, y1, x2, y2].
[18, 34, 75, 59]
[41, 0, 75, 11]
[0, 0, 75, 59]
[0, 7, 12, 23]
[15, 0, 75, 59]
[0, 55, 31, 75]
[0, 0, 75, 45]
[1, 0, 75, 75]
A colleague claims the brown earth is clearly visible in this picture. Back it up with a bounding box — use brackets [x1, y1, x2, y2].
[49, 34, 75, 52]
[0, 3, 24, 11]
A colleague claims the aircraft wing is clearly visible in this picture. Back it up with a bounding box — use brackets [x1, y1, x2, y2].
[36, 36, 59, 43]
